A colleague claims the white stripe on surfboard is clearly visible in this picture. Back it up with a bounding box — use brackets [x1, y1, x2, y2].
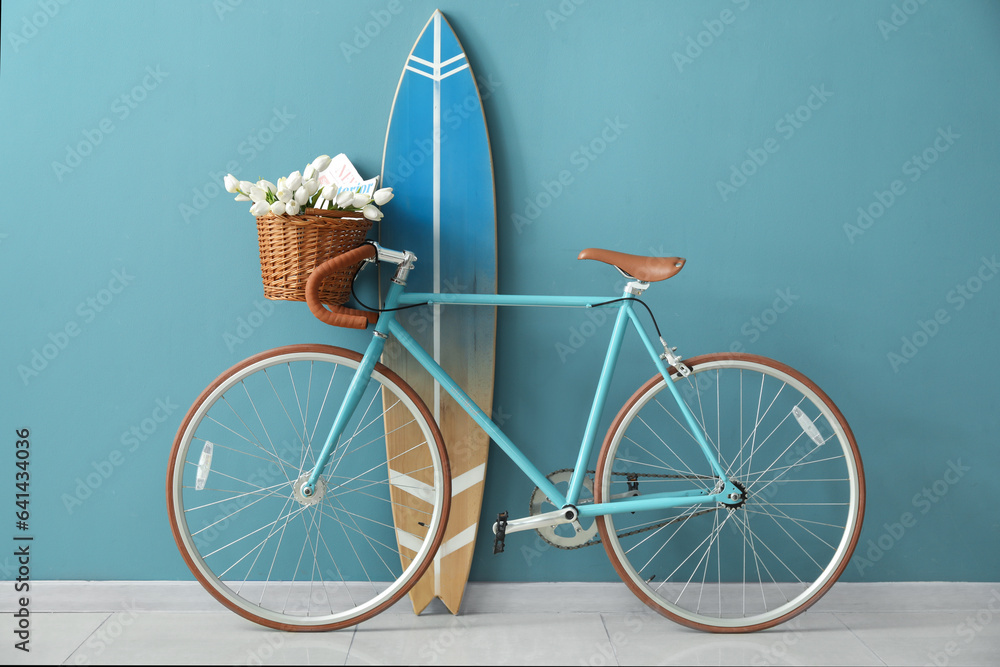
[409, 54, 435, 68]
[397, 521, 478, 598]
[451, 462, 486, 495]
[440, 52, 466, 68]
[388, 469, 437, 505]
[395, 523, 478, 559]
[389, 463, 486, 502]
[406, 53, 467, 81]
[395, 527, 424, 554]
[393, 460, 486, 598]
[439, 63, 469, 80]
[404, 62, 468, 82]
[404, 65, 432, 78]
[432, 12, 442, 424]
[433, 521, 478, 597]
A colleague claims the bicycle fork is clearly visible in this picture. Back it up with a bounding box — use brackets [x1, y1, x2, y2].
[299, 331, 387, 499]
[299, 248, 415, 499]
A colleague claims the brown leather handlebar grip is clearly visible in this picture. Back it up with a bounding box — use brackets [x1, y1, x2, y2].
[305, 243, 379, 329]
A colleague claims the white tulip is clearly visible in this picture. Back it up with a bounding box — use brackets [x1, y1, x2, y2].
[257, 179, 276, 194]
[311, 154, 332, 172]
[239, 180, 254, 193]
[320, 185, 336, 201]
[304, 179, 319, 196]
[303, 164, 317, 180]
[373, 187, 394, 206]
[234, 194, 251, 201]
[295, 186, 310, 205]
[362, 204, 383, 221]
[276, 188, 293, 203]
[352, 193, 371, 208]
[285, 200, 300, 215]
[336, 189, 355, 208]
[250, 201, 270, 216]
[276, 176, 287, 191]
[286, 170, 302, 191]
[249, 186, 268, 203]
[270, 201, 286, 216]
[224, 174, 240, 193]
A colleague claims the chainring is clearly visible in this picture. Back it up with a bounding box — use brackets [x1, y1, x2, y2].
[528, 469, 600, 549]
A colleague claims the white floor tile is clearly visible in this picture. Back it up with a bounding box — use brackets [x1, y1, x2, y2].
[4, 582, 998, 665]
[0, 612, 109, 666]
[813, 582, 1000, 613]
[8, 581, 222, 613]
[838, 610, 1000, 667]
[458, 582, 648, 614]
[347, 611, 610, 665]
[62, 612, 354, 665]
[604, 612, 884, 666]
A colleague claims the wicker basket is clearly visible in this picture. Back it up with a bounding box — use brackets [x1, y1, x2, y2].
[255, 208, 372, 304]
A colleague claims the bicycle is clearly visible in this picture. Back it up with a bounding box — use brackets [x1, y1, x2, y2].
[167, 241, 865, 633]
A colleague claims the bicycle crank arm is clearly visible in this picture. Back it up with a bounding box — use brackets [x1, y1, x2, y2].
[492, 506, 579, 537]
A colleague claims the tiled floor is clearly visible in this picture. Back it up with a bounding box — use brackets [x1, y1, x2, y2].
[2, 582, 998, 665]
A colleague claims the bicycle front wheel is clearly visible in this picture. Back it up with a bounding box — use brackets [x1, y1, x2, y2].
[167, 344, 450, 631]
[595, 353, 864, 632]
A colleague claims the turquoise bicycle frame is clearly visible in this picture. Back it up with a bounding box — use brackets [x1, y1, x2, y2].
[303, 274, 740, 518]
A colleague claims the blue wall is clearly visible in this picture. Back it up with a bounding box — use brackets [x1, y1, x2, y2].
[1, 0, 998, 583]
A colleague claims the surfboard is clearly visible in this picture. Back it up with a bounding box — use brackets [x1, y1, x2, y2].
[379, 11, 497, 615]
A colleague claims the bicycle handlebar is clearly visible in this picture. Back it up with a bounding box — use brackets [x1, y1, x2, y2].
[305, 243, 379, 329]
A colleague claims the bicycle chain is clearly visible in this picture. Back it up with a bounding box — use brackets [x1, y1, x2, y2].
[529, 469, 721, 550]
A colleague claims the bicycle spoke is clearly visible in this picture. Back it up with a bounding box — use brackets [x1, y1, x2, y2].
[597, 355, 862, 630]
[169, 348, 448, 629]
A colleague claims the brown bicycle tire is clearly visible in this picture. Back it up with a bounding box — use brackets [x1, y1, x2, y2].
[166, 344, 451, 631]
[595, 353, 865, 633]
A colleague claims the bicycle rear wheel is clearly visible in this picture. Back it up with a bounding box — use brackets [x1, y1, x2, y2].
[595, 353, 864, 632]
[167, 344, 450, 631]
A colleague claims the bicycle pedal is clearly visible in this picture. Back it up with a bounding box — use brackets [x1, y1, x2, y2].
[493, 511, 508, 554]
